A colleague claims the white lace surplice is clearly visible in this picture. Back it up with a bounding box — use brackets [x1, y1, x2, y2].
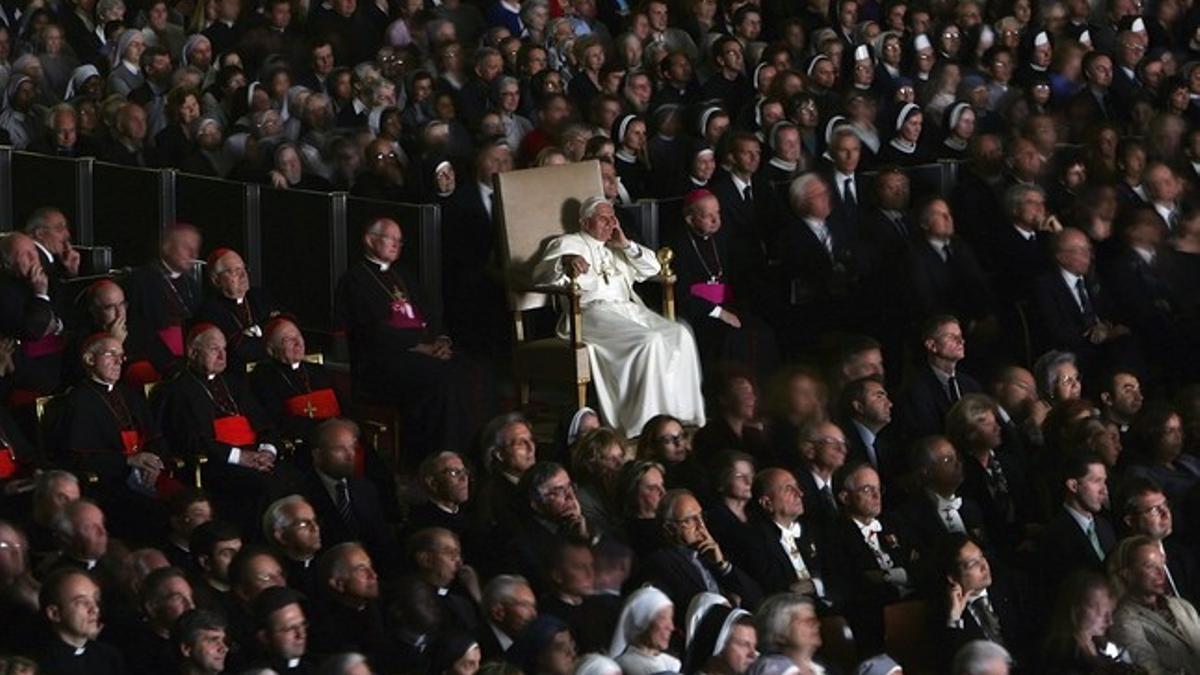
[533, 232, 706, 436]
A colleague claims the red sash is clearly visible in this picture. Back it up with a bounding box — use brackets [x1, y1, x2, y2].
[6, 389, 38, 407]
[22, 334, 64, 358]
[120, 429, 143, 457]
[213, 415, 257, 446]
[157, 325, 184, 357]
[689, 281, 732, 306]
[284, 389, 341, 419]
[124, 360, 162, 387]
[387, 300, 427, 329]
[0, 448, 16, 479]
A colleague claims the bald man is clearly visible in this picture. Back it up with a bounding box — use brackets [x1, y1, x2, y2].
[125, 222, 204, 376]
[157, 324, 282, 527]
[196, 247, 281, 371]
[0, 231, 67, 399]
[60, 333, 174, 538]
[334, 217, 480, 461]
[64, 280, 157, 387]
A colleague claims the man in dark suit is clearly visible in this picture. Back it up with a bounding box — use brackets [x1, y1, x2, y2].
[991, 184, 1055, 306]
[262, 496, 322, 598]
[539, 539, 621, 654]
[307, 543, 390, 663]
[250, 586, 316, 674]
[406, 527, 483, 638]
[856, 168, 914, 373]
[726, 468, 832, 605]
[1032, 228, 1139, 379]
[299, 418, 394, 569]
[776, 172, 860, 355]
[838, 375, 900, 490]
[478, 574, 539, 659]
[829, 463, 917, 654]
[1121, 478, 1199, 605]
[897, 436, 989, 589]
[507, 461, 599, 591]
[895, 315, 983, 439]
[793, 420, 848, 532]
[125, 223, 204, 380]
[1067, 51, 1121, 141]
[0, 231, 68, 401]
[709, 132, 770, 254]
[905, 198, 995, 330]
[640, 489, 763, 623]
[1038, 452, 1117, 593]
[937, 535, 1031, 669]
[818, 128, 867, 227]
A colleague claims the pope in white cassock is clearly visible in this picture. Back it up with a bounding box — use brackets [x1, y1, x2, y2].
[533, 196, 706, 436]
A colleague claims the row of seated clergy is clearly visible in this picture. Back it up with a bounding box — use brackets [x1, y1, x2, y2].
[530, 196, 706, 437]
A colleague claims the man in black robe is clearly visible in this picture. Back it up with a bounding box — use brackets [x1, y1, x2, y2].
[125, 222, 203, 380]
[59, 333, 175, 542]
[197, 248, 281, 372]
[155, 323, 281, 532]
[0, 232, 67, 403]
[669, 189, 779, 380]
[34, 568, 126, 675]
[334, 217, 480, 461]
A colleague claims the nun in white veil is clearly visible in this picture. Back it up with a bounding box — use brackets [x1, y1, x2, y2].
[610, 586, 681, 675]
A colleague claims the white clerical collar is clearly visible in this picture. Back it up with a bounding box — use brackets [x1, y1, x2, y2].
[436, 586, 449, 596]
[205, 373, 217, 381]
[365, 255, 390, 272]
[161, 260, 183, 278]
[615, 149, 637, 164]
[234, 296, 245, 305]
[889, 138, 916, 153]
[33, 240, 54, 262]
[1013, 225, 1036, 241]
[290, 361, 301, 370]
[91, 377, 115, 392]
[769, 157, 797, 172]
[73, 644, 87, 656]
[690, 176, 708, 187]
[434, 501, 459, 514]
[287, 657, 301, 669]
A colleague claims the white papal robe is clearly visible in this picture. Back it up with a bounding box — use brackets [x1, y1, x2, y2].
[533, 231, 706, 436]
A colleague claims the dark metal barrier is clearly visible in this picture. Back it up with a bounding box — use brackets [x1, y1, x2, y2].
[11, 152, 90, 239]
[176, 172, 260, 284]
[93, 161, 164, 268]
[260, 187, 347, 337]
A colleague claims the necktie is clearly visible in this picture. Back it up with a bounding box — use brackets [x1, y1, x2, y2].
[336, 480, 358, 536]
[947, 375, 962, 403]
[1169, 210, 1180, 232]
[1086, 520, 1105, 561]
[892, 215, 909, 238]
[820, 484, 837, 511]
[742, 184, 753, 202]
[815, 224, 834, 256]
[971, 596, 1005, 645]
[843, 177, 856, 207]
[986, 454, 1015, 523]
[942, 242, 954, 263]
[1075, 277, 1097, 324]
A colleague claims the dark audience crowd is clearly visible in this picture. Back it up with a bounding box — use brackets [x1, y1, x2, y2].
[5, 0, 1200, 671]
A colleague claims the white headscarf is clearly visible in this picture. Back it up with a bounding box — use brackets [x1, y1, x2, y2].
[609, 586, 674, 658]
[685, 593, 730, 649]
[64, 64, 101, 100]
[574, 654, 623, 675]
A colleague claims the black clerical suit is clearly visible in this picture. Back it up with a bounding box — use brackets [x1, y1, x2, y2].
[125, 261, 202, 378]
[196, 288, 281, 371]
[906, 236, 994, 325]
[34, 630, 126, 675]
[775, 210, 860, 354]
[0, 272, 65, 398]
[155, 368, 279, 529]
[60, 379, 173, 541]
[298, 467, 394, 568]
[439, 182, 509, 357]
[539, 593, 621, 654]
[308, 598, 391, 663]
[335, 258, 479, 461]
[668, 226, 778, 378]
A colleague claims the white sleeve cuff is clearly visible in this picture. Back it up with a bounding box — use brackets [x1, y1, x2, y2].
[708, 305, 723, 318]
[625, 242, 641, 257]
[227, 447, 242, 465]
[258, 443, 278, 456]
[947, 618, 964, 629]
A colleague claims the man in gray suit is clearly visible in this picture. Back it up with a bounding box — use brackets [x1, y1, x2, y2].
[1111, 535, 1200, 675]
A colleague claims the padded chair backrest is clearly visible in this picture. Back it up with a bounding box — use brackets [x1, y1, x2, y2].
[884, 599, 932, 670]
[494, 160, 604, 311]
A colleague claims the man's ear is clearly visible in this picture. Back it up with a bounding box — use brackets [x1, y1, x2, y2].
[45, 604, 62, 624]
[1065, 477, 1079, 496]
[1099, 392, 1113, 407]
[850, 400, 865, 417]
[923, 337, 937, 354]
[837, 489, 850, 507]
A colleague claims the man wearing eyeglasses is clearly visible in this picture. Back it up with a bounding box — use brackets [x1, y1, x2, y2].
[406, 451, 473, 542]
[640, 488, 762, 627]
[350, 138, 410, 203]
[197, 247, 282, 372]
[1121, 477, 1199, 605]
[118, 566, 197, 674]
[939, 534, 1030, 670]
[59, 333, 175, 540]
[309, 543, 389, 664]
[829, 462, 915, 654]
[262, 495, 322, 598]
[794, 420, 849, 531]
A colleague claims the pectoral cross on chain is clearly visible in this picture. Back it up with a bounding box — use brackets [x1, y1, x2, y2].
[304, 400, 316, 418]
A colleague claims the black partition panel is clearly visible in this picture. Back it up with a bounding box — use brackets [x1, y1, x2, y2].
[93, 162, 162, 268]
[259, 187, 339, 335]
[177, 173, 251, 261]
[346, 197, 442, 329]
[12, 152, 80, 229]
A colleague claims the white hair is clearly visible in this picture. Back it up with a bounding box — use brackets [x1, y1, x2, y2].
[952, 640, 1012, 675]
[579, 195, 610, 223]
[262, 495, 309, 542]
[482, 574, 531, 612]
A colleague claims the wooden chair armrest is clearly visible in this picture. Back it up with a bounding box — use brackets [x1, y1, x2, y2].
[521, 283, 582, 297]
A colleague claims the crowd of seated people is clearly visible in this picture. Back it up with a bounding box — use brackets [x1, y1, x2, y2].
[7, 0, 1200, 671]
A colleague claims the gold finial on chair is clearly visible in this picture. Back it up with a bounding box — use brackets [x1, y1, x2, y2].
[657, 247, 675, 278]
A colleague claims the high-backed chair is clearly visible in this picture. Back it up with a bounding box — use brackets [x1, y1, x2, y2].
[494, 160, 677, 409]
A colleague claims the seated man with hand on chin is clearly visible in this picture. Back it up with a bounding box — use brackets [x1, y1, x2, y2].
[533, 196, 705, 436]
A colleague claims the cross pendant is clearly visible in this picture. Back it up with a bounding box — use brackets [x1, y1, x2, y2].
[304, 401, 316, 418]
